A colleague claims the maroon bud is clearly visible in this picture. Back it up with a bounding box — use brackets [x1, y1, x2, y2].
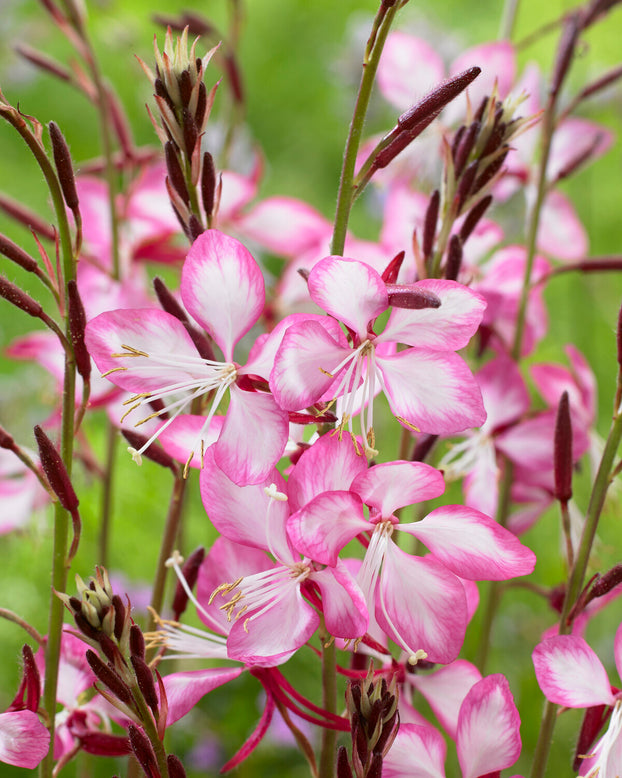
[131, 655, 159, 717]
[167, 754, 187, 778]
[130, 624, 146, 660]
[0, 276, 43, 319]
[179, 69, 193, 107]
[554, 391, 573, 503]
[0, 234, 39, 272]
[337, 746, 353, 778]
[445, 234, 463, 281]
[86, 650, 133, 706]
[155, 78, 176, 114]
[128, 724, 158, 777]
[412, 433, 438, 462]
[201, 151, 216, 219]
[33, 425, 79, 512]
[386, 284, 441, 310]
[367, 752, 384, 778]
[188, 214, 204, 242]
[195, 82, 208, 130]
[181, 107, 198, 157]
[459, 195, 492, 242]
[224, 53, 244, 105]
[422, 190, 440, 261]
[0, 194, 56, 240]
[73, 611, 101, 641]
[121, 429, 177, 472]
[15, 45, 72, 83]
[481, 120, 507, 158]
[450, 125, 466, 162]
[573, 704, 611, 771]
[454, 121, 480, 177]
[22, 645, 41, 712]
[381, 251, 405, 285]
[48, 122, 79, 211]
[99, 632, 122, 665]
[112, 595, 126, 641]
[67, 280, 91, 381]
[455, 160, 479, 211]
[172, 547, 205, 619]
[81, 731, 132, 756]
[473, 147, 509, 192]
[0, 426, 15, 450]
[554, 133, 604, 183]
[588, 564, 622, 599]
[165, 142, 190, 207]
[374, 708, 398, 755]
[473, 95, 489, 123]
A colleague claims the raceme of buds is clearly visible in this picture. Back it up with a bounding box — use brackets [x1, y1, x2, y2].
[345, 668, 400, 778]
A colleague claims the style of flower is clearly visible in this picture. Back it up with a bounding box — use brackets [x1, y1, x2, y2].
[288, 458, 536, 664]
[270, 256, 486, 457]
[85, 229, 288, 485]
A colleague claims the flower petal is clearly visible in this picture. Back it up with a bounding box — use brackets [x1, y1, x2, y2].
[401, 505, 536, 580]
[532, 636, 615, 707]
[164, 667, 243, 726]
[383, 723, 446, 778]
[456, 674, 521, 778]
[378, 349, 486, 435]
[181, 230, 264, 361]
[310, 563, 368, 638]
[352, 460, 445, 517]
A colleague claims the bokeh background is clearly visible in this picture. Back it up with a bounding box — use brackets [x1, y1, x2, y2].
[0, 0, 621, 775]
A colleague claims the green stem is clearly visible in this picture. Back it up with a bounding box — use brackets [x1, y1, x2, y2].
[330, 1, 400, 256]
[98, 422, 118, 568]
[318, 624, 337, 778]
[498, 0, 521, 40]
[530, 409, 622, 778]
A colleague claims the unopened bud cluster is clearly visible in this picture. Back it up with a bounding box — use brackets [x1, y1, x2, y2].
[339, 668, 400, 778]
[140, 27, 218, 241]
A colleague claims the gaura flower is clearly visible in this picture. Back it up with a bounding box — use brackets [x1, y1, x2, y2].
[85, 230, 288, 485]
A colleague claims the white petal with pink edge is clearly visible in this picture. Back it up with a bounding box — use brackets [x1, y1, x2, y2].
[308, 257, 388, 340]
[536, 190, 588, 261]
[213, 386, 288, 486]
[378, 349, 486, 435]
[288, 491, 367, 566]
[380, 280, 486, 350]
[456, 674, 521, 778]
[157, 414, 224, 469]
[400, 505, 536, 580]
[85, 308, 203, 393]
[375, 544, 467, 665]
[270, 319, 353, 410]
[383, 723, 446, 778]
[410, 660, 482, 740]
[532, 635, 615, 707]
[352, 460, 445, 518]
[181, 230, 265, 361]
[287, 433, 368, 512]
[199, 447, 294, 563]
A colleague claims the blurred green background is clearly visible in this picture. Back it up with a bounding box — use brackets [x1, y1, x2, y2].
[0, 0, 621, 775]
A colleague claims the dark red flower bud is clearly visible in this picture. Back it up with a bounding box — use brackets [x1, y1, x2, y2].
[188, 214, 204, 242]
[165, 142, 190, 206]
[112, 595, 126, 641]
[130, 624, 146, 660]
[86, 650, 133, 706]
[386, 284, 441, 310]
[167, 754, 187, 778]
[182, 106, 198, 157]
[459, 195, 492, 242]
[573, 704, 612, 771]
[0, 425, 16, 450]
[201, 151, 216, 219]
[80, 731, 132, 756]
[0, 276, 43, 319]
[67, 280, 91, 381]
[337, 746, 354, 778]
[0, 233, 39, 272]
[33, 425, 79, 512]
[0, 194, 56, 240]
[554, 391, 573, 503]
[172, 547, 205, 620]
[455, 160, 479, 211]
[128, 725, 159, 777]
[588, 564, 622, 599]
[131, 655, 159, 717]
[551, 15, 581, 99]
[48, 121, 79, 211]
[473, 147, 509, 193]
[454, 121, 480, 177]
[445, 234, 463, 282]
[381, 251, 405, 284]
[422, 190, 440, 261]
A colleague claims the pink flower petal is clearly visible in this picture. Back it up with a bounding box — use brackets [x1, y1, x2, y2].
[287, 433, 368, 512]
[548, 118, 614, 182]
[537, 190, 588, 261]
[352, 461, 445, 517]
[181, 230, 264, 361]
[532, 636, 615, 707]
[377, 546, 467, 664]
[0, 710, 50, 769]
[456, 674, 521, 778]
[310, 563, 368, 638]
[401, 505, 536, 580]
[383, 722, 446, 778]
[270, 319, 351, 410]
[288, 491, 368, 566]
[85, 308, 201, 393]
[380, 280, 486, 350]
[378, 349, 486, 435]
[308, 257, 388, 340]
[477, 353, 530, 432]
[164, 667, 243, 726]
[157, 414, 224, 469]
[214, 387, 288, 485]
[377, 32, 445, 112]
[410, 660, 482, 740]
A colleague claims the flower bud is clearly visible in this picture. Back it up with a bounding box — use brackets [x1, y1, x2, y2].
[34, 425, 79, 512]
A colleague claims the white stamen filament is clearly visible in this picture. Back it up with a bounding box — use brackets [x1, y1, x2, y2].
[438, 430, 494, 482]
[584, 699, 622, 778]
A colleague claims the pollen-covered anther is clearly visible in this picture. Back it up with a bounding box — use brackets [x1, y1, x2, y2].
[407, 649, 428, 666]
[128, 447, 143, 466]
[111, 344, 150, 358]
